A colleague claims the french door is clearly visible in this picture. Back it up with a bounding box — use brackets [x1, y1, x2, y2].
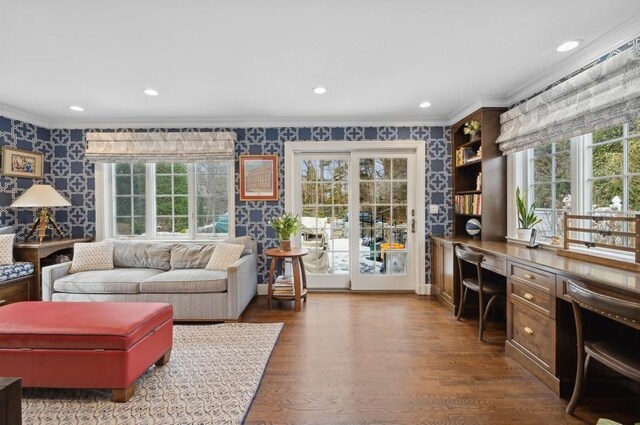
[286, 142, 423, 292]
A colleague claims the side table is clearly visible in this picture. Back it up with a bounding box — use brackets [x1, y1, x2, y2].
[13, 237, 92, 300]
[266, 247, 309, 312]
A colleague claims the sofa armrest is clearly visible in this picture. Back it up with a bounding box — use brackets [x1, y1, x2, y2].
[41, 262, 72, 301]
[226, 253, 258, 319]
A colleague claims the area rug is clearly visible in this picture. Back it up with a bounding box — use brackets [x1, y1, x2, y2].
[22, 322, 283, 425]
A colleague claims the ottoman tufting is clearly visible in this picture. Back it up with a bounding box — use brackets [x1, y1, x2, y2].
[0, 301, 173, 402]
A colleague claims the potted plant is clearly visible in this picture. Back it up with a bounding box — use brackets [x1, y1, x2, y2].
[515, 186, 540, 240]
[269, 212, 301, 251]
[463, 120, 481, 141]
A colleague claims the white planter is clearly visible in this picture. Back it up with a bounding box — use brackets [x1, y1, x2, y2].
[516, 228, 532, 240]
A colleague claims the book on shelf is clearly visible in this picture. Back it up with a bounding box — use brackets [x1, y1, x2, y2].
[454, 194, 482, 215]
[456, 147, 482, 166]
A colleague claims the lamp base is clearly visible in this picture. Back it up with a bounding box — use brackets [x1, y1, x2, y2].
[25, 208, 65, 241]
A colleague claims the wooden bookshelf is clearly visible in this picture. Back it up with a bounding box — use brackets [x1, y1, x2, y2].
[452, 107, 507, 240]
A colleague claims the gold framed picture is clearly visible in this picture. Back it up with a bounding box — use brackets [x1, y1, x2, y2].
[240, 155, 278, 201]
[1, 146, 44, 179]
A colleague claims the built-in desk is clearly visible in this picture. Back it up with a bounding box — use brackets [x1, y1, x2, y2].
[430, 235, 640, 395]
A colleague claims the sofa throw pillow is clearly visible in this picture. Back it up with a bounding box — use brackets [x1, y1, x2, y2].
[170, 243, 217, 269]
[205, 243, 245, 271]
[0, 234, 14, 265]
[69, 240, 115, 273]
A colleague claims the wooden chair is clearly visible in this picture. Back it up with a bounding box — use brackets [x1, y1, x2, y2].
[565, 279, 640, 414]
[454, 245, 506, 341]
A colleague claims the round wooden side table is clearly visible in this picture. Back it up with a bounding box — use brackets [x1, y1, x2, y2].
[265, 247, 309, 312]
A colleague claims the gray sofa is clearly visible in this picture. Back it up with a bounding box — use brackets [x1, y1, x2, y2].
[42, 236, 258, 321]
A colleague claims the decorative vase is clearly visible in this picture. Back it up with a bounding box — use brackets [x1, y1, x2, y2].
[517, 228, 532, 241]
[469, 130, 480, 142]
[279, 239, 291, 251]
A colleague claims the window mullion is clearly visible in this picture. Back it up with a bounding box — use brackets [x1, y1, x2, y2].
[147, 163, 156, 239]
[623, 123, 629, 212]
[188, 164, 196, 240]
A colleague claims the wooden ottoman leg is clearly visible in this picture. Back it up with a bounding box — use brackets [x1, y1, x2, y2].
[155, 348, 172, 367]
[112, 383, 135, 403]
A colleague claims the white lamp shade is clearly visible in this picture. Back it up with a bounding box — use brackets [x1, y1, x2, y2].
[10, 184, 72, 208]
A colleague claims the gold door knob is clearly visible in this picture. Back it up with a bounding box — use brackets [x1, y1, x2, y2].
[524, 293, 535, 301]
[524, 326, 534, 335]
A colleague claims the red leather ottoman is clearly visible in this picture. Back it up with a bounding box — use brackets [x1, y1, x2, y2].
[0, 301, 173, 402]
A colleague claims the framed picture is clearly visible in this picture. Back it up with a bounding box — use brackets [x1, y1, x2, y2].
[240, 155, 278, 201]
[1, 146, 44, 179]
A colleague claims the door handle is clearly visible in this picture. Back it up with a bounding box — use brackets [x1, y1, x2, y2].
[411, 218, 416, 233]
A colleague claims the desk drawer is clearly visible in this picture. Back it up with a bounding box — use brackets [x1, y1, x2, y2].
[510, 301, 556, 373]
[510, 280, 555, 318]
[482, 254, 506, 275]
[509, 262, 555, 293]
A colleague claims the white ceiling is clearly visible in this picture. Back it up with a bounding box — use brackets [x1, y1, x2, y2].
[1, 0, 639, 128]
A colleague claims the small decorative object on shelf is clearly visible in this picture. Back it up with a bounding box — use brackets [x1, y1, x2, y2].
[465, 218, 482, 238]
[269, 212, 301, 251]
[463, 120, 481, 142]
[476, 172, 482, 191]
[515, 186, 540, 240]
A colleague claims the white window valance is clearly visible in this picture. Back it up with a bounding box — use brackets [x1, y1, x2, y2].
[496, 44, 640, 155]
[85, 131, 236, 162]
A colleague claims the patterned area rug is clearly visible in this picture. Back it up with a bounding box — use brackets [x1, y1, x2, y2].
[22, 323, 283, 425]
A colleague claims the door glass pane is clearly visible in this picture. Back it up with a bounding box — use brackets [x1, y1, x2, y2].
[358, 157, 408, 276]
[300, 158, 349, 275]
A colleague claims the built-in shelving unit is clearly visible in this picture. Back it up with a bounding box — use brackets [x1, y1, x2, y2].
[452, 107, 507, 240]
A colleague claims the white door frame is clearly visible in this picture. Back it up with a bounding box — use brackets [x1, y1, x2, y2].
[284, 141, 426, 295]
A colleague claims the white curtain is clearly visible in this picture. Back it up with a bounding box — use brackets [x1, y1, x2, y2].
[496, 44, 640, 155]
[85, 131, 236, 162]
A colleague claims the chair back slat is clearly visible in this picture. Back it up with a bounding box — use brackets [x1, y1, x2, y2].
[566, 280, 640, 329]
[454, 246, 483, 266]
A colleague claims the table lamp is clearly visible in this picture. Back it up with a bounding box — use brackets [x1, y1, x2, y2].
[10, 184, 72, 241]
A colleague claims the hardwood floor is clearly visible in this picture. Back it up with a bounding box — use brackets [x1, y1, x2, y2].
[241, 292, 639, 424]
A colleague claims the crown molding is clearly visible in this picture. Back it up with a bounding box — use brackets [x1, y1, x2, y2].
[44, 116, 451, 130]
[0, 103, 52, 128]
[447, 97, 508, 125]
[505, 15, 640, 106]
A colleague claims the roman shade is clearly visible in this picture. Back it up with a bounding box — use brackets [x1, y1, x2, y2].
[85, 131, 236, 162]
[496, 44, 640, 155]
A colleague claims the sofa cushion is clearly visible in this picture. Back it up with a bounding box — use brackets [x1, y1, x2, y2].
[54, 268, 164, 294]
[170, 244, 216, 269]
[69, 240, 114, 273]
[140, 269, 227, 293]
[112, 240, 172, 271]
[0, 226, 15, 235]
[225, 235, 254, 256]
[0, 262, 34, 282]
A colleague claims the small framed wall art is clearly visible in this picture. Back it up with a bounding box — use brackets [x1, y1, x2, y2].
[240, 155, 278, 201]
[1, 146, 44, 179]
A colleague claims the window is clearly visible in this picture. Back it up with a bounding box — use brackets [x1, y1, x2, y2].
[518, 117, 639, 250]
[528, 140, 572, 240]
[105, 162, 234, 240]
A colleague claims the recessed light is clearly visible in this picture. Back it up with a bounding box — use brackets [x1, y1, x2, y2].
[143, 88, 159, 96]
[419, 101, 431, 109]
[556, 40, 580, 52]
[313, 87, 327, 95]
[69, 105, 84, 112]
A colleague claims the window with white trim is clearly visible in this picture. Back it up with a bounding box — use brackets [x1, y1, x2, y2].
[106, 162, 234, 240]
[519, 118, 639, 248]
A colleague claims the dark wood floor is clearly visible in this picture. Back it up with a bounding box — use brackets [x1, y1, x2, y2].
[241, 293, 639, 424]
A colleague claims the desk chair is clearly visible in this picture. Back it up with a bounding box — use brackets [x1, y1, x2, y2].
[454, 246, 506, 341]
[565, 279, 640, 415]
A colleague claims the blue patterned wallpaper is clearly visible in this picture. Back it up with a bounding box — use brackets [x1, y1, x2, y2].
[0, 118, 452, 285]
